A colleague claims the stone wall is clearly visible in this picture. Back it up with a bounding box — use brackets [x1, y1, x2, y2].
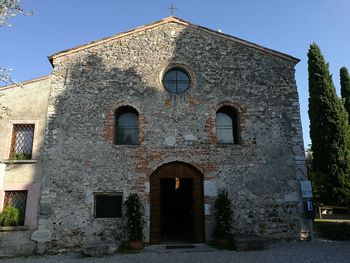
[37, 20, 308, 251]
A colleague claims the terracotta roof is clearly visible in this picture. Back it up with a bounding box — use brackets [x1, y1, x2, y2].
[0, 75, 50, 90]
[48, 16, 299, 64]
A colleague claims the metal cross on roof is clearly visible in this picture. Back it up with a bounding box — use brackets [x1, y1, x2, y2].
[167, 3, 177, 15]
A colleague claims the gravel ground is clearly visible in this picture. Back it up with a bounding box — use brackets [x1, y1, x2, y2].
[1, 240, 349, 263]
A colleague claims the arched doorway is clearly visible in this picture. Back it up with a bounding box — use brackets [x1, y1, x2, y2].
[150, 162, 205, 244]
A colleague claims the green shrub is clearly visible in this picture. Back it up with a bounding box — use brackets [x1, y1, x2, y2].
[11, 153, 32, 160]
[314, 221, 350, 240]
[213, 190, 234, 239]
[0, 206, 21, 226]
[124, 194, 145, 241]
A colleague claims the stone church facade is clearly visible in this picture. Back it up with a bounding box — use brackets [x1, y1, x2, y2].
[0, 17, 309, 255]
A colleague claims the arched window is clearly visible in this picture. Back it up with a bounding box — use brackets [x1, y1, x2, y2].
[115, 106, 139, 145]
[216, 106, 239, 144]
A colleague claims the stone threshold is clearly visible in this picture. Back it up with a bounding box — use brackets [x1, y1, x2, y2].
[0, 159, 37, 164]
[145, 243, 214, 253]
[0, 225, 30, 232]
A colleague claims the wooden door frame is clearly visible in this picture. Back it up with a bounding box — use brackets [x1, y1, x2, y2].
[150, 161, 205, 244]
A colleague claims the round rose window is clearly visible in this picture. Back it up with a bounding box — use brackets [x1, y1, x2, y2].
[162, 67, 191, 94]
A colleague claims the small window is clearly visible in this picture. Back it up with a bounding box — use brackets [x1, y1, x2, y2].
[115, 107, 139, 145]
[216, 106, 239, 144]
[10, 124, 35, 160]
[94, 193, 122, 218]
[163, 67, 191, 94]
[3, 191, 28, 225]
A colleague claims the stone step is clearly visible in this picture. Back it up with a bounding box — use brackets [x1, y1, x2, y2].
[81, 241, 119, 257]
[145, 243, 215, 253]
[232, 235, 269, 251]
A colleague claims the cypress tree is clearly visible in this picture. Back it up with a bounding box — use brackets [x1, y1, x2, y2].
[308, 43, 350, 205]
[340, 67, 350, 123]
[340, 67, 350, 98]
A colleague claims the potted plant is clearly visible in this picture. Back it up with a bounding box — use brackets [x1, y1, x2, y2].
[0, 206, 21, 226]
[11, 153, 32, 160]
[124, 193, 145, 250]
[213, 190, 234, 245]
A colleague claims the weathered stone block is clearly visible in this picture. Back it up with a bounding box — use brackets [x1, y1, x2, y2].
[285, 192, 300, 202]
[232, 234, 269, 251]
[144, 204, 150, 217]
[164, 136, 176, 146]
[31, 230, 52, 243]
[81, 241, 119, 257]
[204, 204, 212, 215]
[204, 180, 217, 197]
[35, 242, 47, 255]
[39, 203, 53, 218]
[144, 182, 150, 193]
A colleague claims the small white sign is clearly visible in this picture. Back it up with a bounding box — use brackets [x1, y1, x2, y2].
[300, 180, 313, 198]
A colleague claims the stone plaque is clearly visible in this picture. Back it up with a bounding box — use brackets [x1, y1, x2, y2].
[300, 180, 313, 198]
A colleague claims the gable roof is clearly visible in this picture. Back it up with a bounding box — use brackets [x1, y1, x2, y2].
[0, 75, 49, 90]
[49, 16, 299, 65]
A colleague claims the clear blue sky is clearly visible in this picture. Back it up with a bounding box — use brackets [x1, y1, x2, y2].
[1, 0, 350, 148]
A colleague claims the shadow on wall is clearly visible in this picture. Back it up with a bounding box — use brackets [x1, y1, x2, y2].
[40, 24, 220, 250]
[37, 21, 299, 251]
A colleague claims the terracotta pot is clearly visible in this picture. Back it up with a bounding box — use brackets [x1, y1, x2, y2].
[215, 237, 230, 245]
[129, 240, 144, 250]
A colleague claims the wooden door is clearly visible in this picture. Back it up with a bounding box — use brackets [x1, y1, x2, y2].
[150, 162, 204, 244]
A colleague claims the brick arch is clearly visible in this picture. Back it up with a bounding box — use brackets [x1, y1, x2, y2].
[146, 159, 205, 179]
[215, 100, 243, 113]
[113, 100, 143, 114]
[149, 161, 205, 244]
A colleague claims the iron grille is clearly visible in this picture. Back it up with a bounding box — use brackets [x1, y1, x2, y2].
[4, 191, 28, 225]
[95, 194, 123, 218]
[10, 124, 34, 160]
